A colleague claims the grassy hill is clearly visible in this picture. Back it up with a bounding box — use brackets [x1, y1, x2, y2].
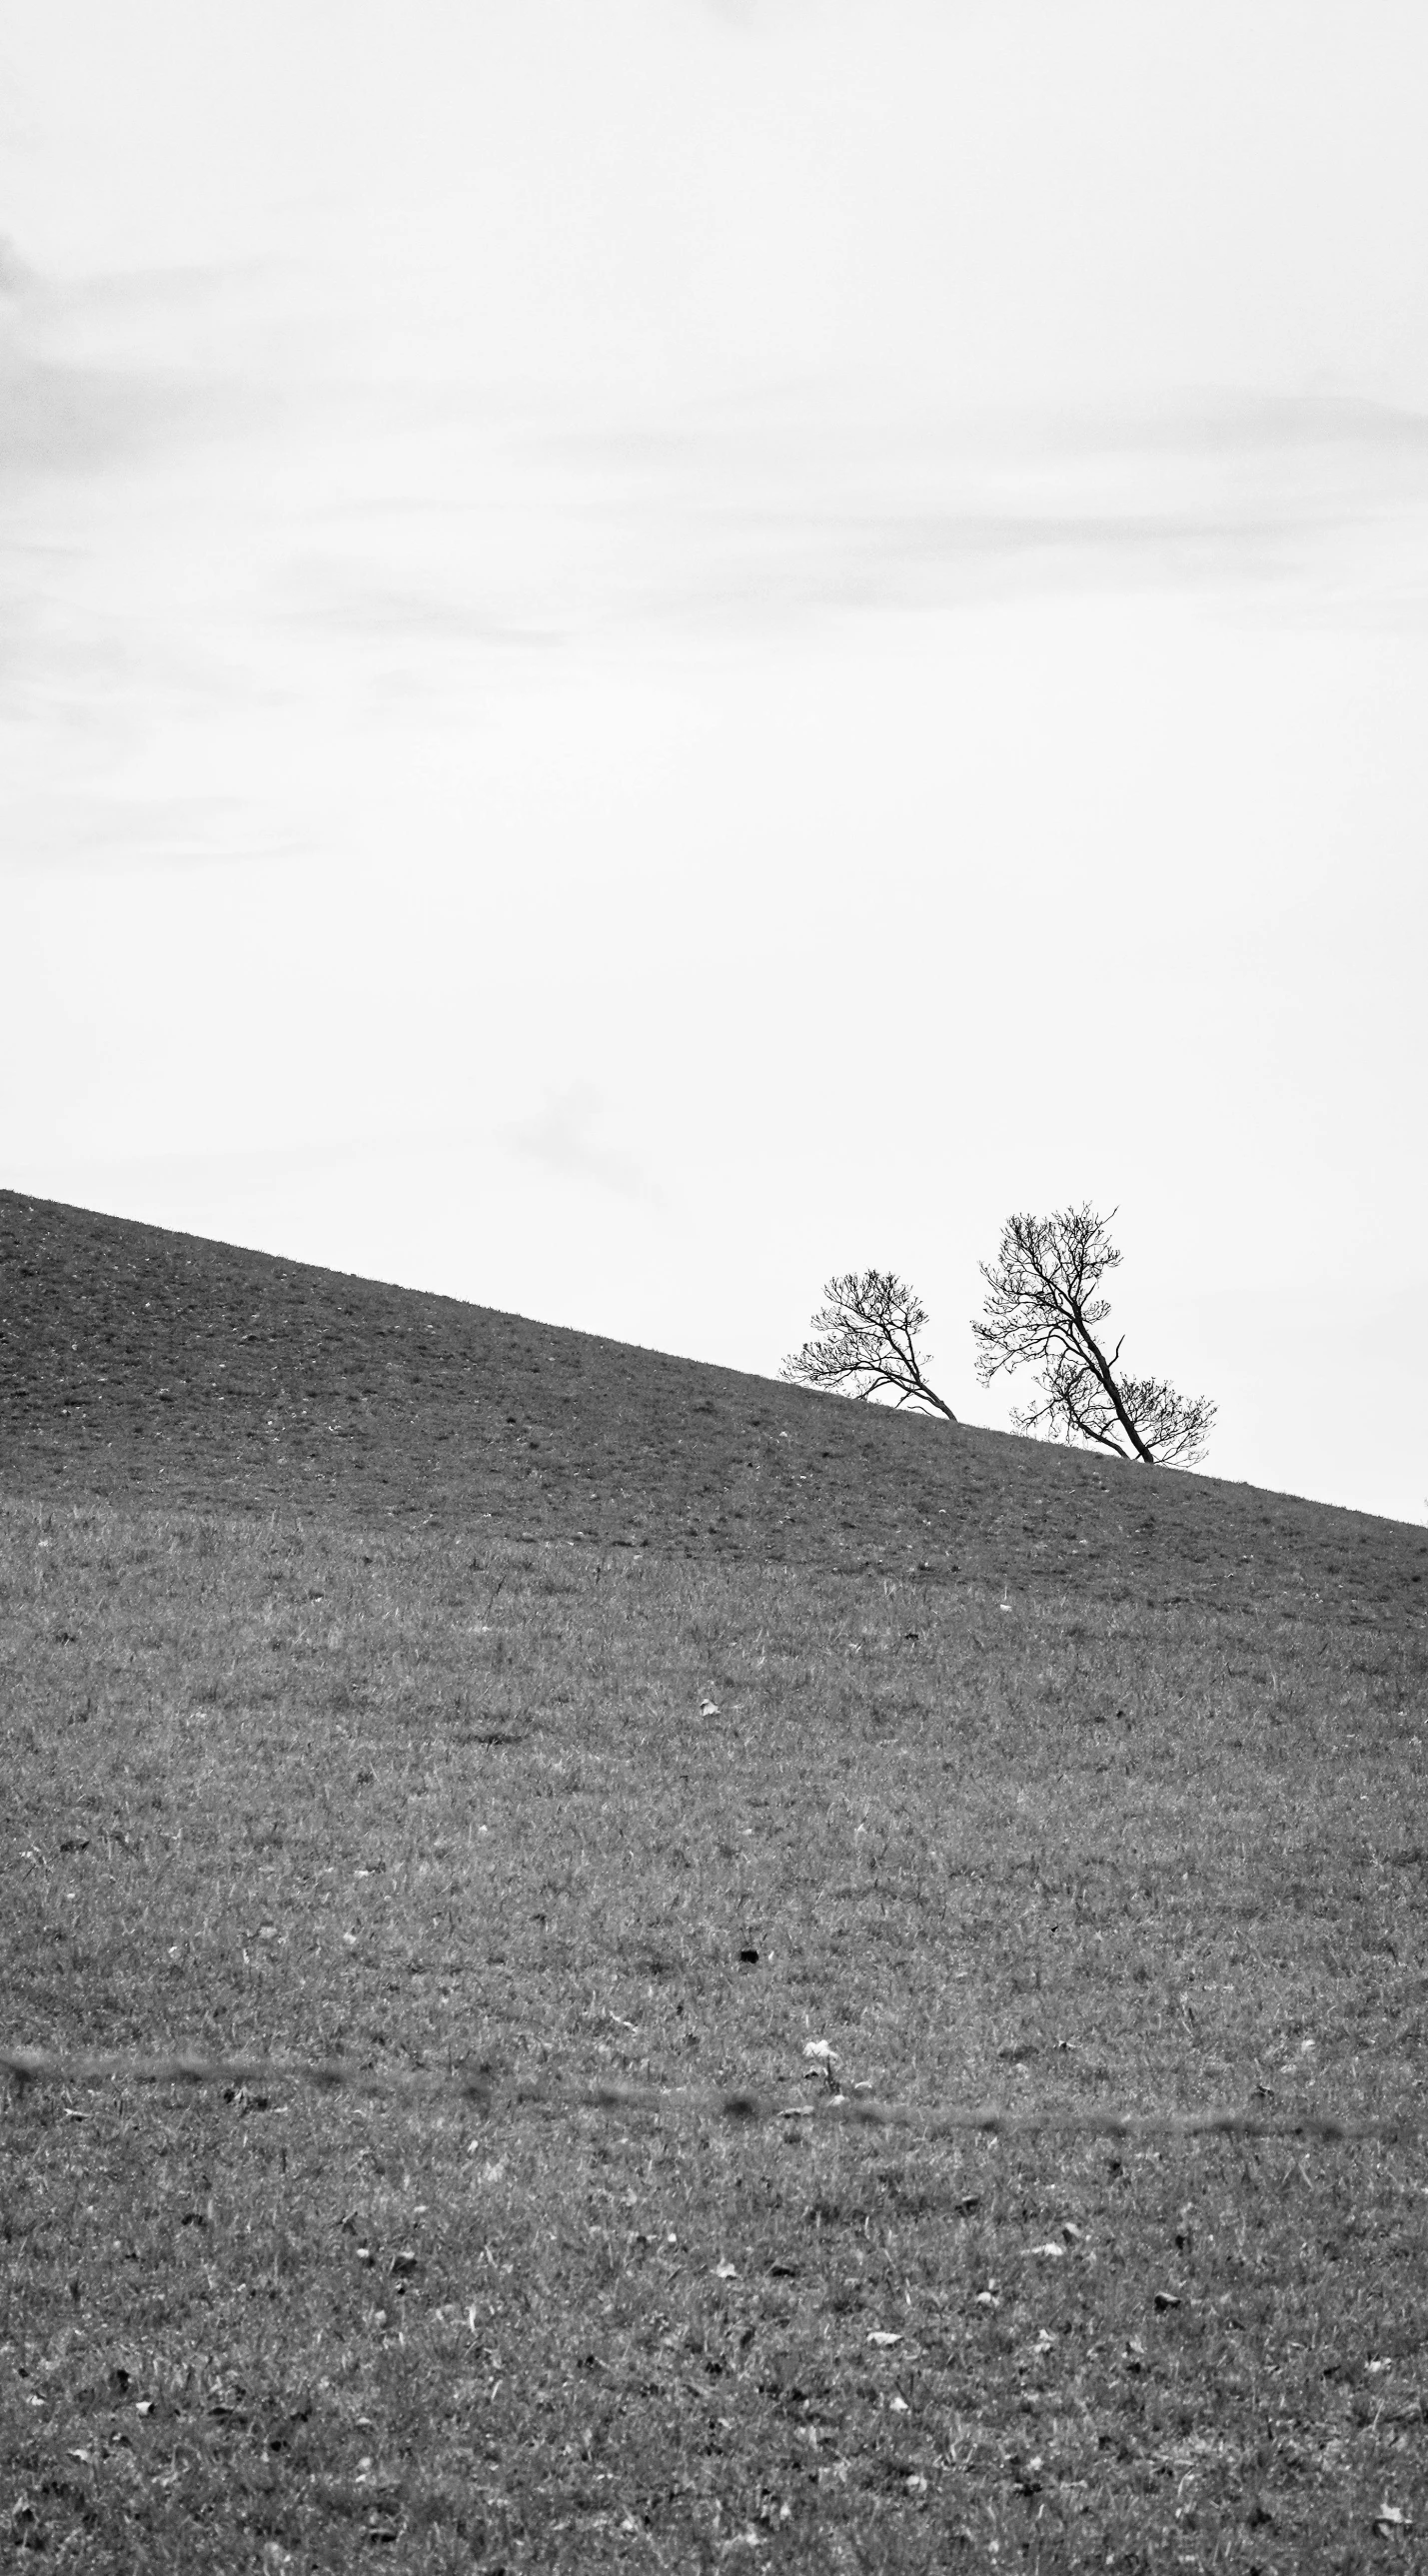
[4, 1190, 1423, 1625]
[2, 1190, 1426, 2572]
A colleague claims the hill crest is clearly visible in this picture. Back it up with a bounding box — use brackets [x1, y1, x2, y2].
[3, 1188, 1423, 1630]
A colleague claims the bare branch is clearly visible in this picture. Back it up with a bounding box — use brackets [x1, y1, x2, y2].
[973, 1205, 1215, 1468]
[781, 1269, 958, 1422]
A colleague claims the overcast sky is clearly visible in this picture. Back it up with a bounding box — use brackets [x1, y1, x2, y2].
[3, 0, 1426, 1522]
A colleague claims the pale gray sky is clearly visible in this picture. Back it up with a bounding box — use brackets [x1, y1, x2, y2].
[3, 1, 1426, 1520]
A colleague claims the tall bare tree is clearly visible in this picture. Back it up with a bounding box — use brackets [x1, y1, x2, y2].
[972, 1204, 1215, 1465]
[781, 1270, 958, 1421]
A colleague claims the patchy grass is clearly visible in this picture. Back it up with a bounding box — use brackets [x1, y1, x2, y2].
[3, 1487, 1426, 2572]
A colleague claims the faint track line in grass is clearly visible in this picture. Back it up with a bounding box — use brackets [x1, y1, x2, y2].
[2, 2047, 1421, 2144]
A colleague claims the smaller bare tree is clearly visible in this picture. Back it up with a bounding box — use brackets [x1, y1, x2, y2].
[781, 1270, 958, 1421]
[973, 1205, 1215, 1466]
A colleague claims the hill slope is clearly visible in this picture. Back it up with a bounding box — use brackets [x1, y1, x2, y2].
[3, 1188, 1424, 1630]
[4, 1188, 1428, 2570]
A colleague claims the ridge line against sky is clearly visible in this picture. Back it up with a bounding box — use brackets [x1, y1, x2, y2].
[2, 0, 1425, 1523]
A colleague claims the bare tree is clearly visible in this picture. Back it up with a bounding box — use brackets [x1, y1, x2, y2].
[972, 1205, 1215, 1465]
[781, 1270, 958, 1421]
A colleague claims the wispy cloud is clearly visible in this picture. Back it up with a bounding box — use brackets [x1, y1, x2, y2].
[0, 794, 298, 876]
[0, 239, 330, 869]
[524, 387, 1428, 632]
[0, 239, 217, 486]
[506, 1085, 667, 1209]
[282, 555, 560, 654]
[0, 343, 168, 484]
[271, 382, 1428, 671]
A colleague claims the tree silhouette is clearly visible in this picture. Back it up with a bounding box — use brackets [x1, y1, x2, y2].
[781, 1270, 957, 1421]
[972, 1204, 1214, 1465]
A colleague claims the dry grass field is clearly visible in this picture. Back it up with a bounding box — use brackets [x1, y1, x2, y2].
[2, 1190, 1426, 2572]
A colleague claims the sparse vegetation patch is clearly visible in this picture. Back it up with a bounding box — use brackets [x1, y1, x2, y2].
[2, 1195, 1425, 2568]
[2, 1484, 1425, 2571]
